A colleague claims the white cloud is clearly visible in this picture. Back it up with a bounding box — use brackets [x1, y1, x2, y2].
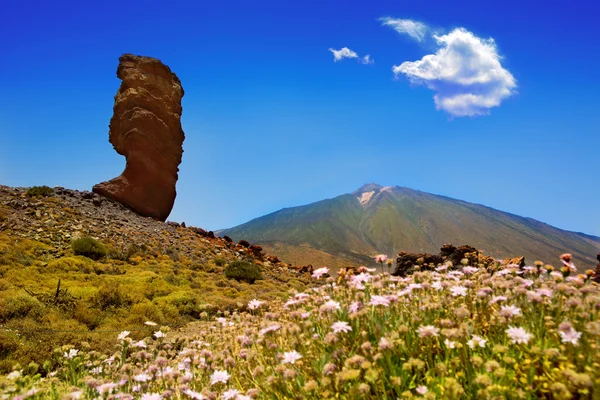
[328, 47, 358, 62]
[380, 18, 429, 42]
[393, 28, 517, 117]
[361, 55, 374, 65]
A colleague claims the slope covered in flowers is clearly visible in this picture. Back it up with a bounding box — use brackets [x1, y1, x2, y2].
[2, 260, 599, 399]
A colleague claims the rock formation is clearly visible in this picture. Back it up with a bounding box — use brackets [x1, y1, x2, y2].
[394, 243, 525, 276]
[594, 253, 600, 283]
[93, 54, 185, 221]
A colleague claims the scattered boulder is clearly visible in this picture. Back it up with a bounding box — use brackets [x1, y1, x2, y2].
[594, 253, 600, 283]
[238, 240, 250, 248]
[92, 54, 185, 221]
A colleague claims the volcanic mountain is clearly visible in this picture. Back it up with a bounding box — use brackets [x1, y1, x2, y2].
[220, 184, 600, 271]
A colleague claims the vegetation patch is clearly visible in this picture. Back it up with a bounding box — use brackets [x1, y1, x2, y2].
[26, 186, 54, 197]
[224, 260, 264, 284]
[71, 237, 107, 260]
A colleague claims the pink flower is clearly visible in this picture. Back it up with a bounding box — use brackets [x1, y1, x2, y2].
[348, 301, 361, 313]
[489, 295, 507, 304]
[259, 324, 281, 336]
[499, 305, 521, 318]
[183, 389, 206, 399]
[418, 325, 440, 338]
[450, 285, 468, 297]
[222, 389, 239, 400]
[331, 321, 352, 334]
[247, 299, 263, 310]
[312, 267, 329, 278]
[559, 327, 582, 345]
[506, 326, 533, 344]
[319, 300, 341, 312]
[210, 369, 231, 385]
[416, 386, 428, 395]
[282, 350, 303, 364]
[375, 254, 388, 263]
[369, 295, 390, 307]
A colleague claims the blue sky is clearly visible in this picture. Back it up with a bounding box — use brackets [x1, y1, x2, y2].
[1, 0, 599, 236]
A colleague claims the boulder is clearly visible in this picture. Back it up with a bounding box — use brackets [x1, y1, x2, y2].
[93, 54, 185, 221]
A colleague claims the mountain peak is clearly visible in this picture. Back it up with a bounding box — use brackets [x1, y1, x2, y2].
[353, 183, 383, 195]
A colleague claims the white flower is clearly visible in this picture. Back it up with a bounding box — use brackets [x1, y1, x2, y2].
[506, 326, 533, 344]
[489, 295, 507, 304]
[222, 389, 240, 400]
[282, 350, 303, 364]
[134, 373, 152, 382]
[450, 285, 468, 297]
[183, 389, 206, 399]
[133, 340, 147, 348]
[444, 339, 456, 349]
[117, 330, 130, 341]
[141, 394, 162, 400]
[248, 299, 263, 310]
[312, 267, 329, 278]
[416, 386, 428, 395]
[64, 349, 79, 359]
[467, 335, 487, 349]
[499, 305, 521, 318]
[559, 327, 582, 345]
[431, 281, 443, 291]
[154, 331, 166, 339]
[96, 382, 118, 394]
[7, 370, 21, 380]
[320, 300, 341, 312]
[210, 369, 231, 385]
[462, 266, 479, 275]
[331, 321, 352, 334]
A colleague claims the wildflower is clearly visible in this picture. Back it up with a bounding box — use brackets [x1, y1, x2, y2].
[331, 321, 352, 334]
[444, 339, 456, 349]
[96, 382, 118, 395]
[320, 300, 341, 312]
[378, 337, 393, 350]
[489, 296, 507, 304]
[222, 389, 239, 400]
[154, 331, 166, 339]
[282, 350, 303, 364]
[144, 321, 158, 326]
[183, 389, 205, 399]
[418, 325, 440, 338]
[210, 369, 231, 385]
[560, 253, 576, 272]
[236, 396, 252, 400]
[416, 386, 428, 395]
[506, 326, 533, 344]
[431, 281, 443, 291]
[536, 288, 553, 297]
[134, 373, 152, 382]
[462, 266, 479, 275]
[375, 254, 388, 263]
[559, 327, 582, 345]
[499, 305, 521, 318]
[467, 335, 487, 349]
[348, 301, 361, 313]
[118, 331, 130, 341]
[7, 370, 21, 380]
[64, 349, 79, 359]
[312, 267, 329, 278]
[247, 299, 263, 310]
[141, 394, 162, 400]
[450, 285, 468, 297]
[133, 340, 147, 348]
[369, 295, 390, 307]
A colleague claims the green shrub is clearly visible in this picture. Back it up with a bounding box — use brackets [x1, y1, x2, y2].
[224, 261, 263, 284]
[71, 237, 107, 260]
[26, 186, 54, 197]
[0, 293, 44, 321]
[214, 257, 226, 267]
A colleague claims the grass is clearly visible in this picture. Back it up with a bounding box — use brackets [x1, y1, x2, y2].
[1, 257, 599, 399]
[0, 233, 308, 374]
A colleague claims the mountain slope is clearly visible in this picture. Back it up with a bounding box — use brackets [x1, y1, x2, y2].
[221, 184, 600, 270]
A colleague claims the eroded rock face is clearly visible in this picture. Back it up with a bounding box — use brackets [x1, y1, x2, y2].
[93, 54, 185, 221]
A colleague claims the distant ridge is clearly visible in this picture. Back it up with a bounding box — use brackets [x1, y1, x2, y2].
[221, 184, 600, 271]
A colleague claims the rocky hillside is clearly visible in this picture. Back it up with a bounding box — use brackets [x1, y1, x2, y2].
[0, 185, 309, 371]
[221, 184, 600, 271]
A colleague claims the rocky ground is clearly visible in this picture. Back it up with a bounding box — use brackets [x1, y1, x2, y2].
[0, 185, 308, 281]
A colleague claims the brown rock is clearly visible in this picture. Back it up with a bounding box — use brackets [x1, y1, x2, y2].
[93, 54, 185, 221]
[594, 253, 600, 283]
